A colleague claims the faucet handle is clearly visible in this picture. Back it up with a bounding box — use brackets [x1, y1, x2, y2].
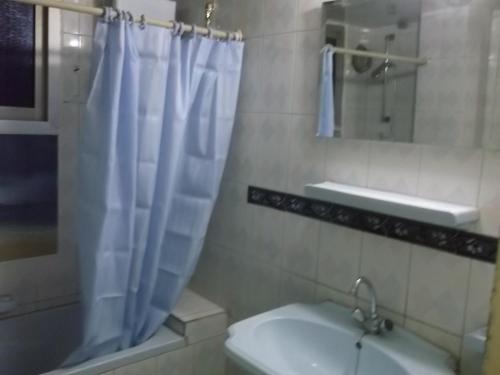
[352, 307, 365, 323]
[378, 318, 394, 333]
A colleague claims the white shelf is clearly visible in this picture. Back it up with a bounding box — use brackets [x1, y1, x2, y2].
[304, 182, 479, 227]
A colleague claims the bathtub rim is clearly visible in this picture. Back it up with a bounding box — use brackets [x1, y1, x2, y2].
[42, 326, 185, 375]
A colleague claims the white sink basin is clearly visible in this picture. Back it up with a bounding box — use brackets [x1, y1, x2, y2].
[225, 302, 456, 375]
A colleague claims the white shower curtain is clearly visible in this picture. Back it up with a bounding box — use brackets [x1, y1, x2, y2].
[71, 16, 243, 362]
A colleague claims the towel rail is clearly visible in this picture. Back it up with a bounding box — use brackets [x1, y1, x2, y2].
[322, 45, 428, 66]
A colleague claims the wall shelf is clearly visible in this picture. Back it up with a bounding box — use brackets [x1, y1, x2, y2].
[304, 182, 479, 227]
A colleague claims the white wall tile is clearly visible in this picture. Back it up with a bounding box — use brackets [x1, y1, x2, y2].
[368, 142, 422, 195]
[190, 245, 227, 309]
[325, 139, 370, 187]
[237, 38, 262, 112]
[282, 215, 320, 279]
[253, 114, 291, 190]
[259, 34, 296, 113]
[247, 206, 285, 266]
[418, 145, 483, 205]
[62, 34, 81, 102]
[157, 347, 194, 375]
[405, 318, 462, 358]
[79, 13, 95, 36]
[296, 0, 324, 31]
[291, 30, 323, 115]
[192, 335, 226, 375]
[208, 182, 251, 252]
[407, 246, 470, 335]
[359, 235, 411, 314]
[286, 115, 327, 195]
[242, 258, 281, 316]
[477, 150, 500, 236]
[61, 10, 79, 35]
[279, 272, 316, 305]
[220, 253, 254, 322]
[79, 36, 93, 102]
[223, 113, 260, 184]
[315, 284, 355, 308]
[317, 224, 362, 293]
[114, 358, 157, 375]
[258, 0, 297, 36]
[464, 260, 495, 332]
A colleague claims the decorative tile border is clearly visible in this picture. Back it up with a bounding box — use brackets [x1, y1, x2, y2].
[248, 186, 498, 263]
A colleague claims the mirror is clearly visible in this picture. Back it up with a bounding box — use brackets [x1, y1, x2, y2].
[322, 0, 500, 149]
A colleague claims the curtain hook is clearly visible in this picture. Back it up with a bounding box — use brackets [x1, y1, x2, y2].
[237, 30, 243, 42]
[139, 14, 147, 29]
[207, 27, 214, 39]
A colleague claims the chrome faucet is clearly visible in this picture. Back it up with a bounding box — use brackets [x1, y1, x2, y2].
[350, 277, 393, 335]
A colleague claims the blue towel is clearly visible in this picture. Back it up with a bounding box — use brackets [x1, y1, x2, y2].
[317, 47, 335, 137]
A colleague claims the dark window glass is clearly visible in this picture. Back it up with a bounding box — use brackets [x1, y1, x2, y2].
[0, 135, 57, 256]
[0, 2, 35, 108]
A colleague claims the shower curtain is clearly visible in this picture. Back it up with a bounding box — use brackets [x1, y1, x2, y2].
[70, 15, 243, 362]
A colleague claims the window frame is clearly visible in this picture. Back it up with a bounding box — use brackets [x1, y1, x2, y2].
[0, 6, 61, 136]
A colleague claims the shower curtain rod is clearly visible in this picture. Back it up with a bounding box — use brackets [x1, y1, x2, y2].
[323, 45, 428, 65]
[11, 0, 243, 40]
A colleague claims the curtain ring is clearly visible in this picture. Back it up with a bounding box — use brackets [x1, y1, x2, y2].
[237, 30, 243, 41]
[170, 21, 180, 36]
[111, 7, 121, 21]
[126, 11, 134, 25]
[178, 22, 187, 37]
[101, 7, 112, 23]
[139, 14, 146, 29]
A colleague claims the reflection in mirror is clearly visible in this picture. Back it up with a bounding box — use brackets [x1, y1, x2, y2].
[322, 0, 500, 149]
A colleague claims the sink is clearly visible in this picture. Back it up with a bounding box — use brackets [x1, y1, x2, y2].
[225, 302, 456, 375]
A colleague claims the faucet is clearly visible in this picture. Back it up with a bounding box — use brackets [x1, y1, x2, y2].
[350, 277, 393, 335]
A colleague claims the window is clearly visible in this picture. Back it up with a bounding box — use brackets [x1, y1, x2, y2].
[0, 3, 57, 261]
[0, 2, 46, 121]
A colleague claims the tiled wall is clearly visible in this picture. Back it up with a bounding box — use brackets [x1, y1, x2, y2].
[180, 0, 500, 362]
[414, 0, 496, 147]
[0, 0, 98, 317]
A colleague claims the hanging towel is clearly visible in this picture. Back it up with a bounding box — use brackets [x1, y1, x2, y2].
[317, 46, 335, 137]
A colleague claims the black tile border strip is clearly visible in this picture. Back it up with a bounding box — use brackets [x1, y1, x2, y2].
[248, 186, 498, 264]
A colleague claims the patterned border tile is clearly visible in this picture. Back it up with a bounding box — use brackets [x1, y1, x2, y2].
[248, 186, 498, 263]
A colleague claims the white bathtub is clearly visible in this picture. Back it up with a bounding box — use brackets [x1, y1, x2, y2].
[0, 303, 184, 375]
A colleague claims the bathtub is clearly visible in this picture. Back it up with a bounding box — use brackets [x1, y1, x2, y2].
[0, 303, 184, 375]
